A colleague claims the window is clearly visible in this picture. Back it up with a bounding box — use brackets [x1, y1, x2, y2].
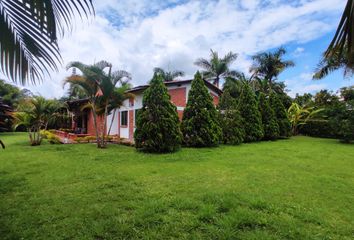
[121, 111, 128, 126]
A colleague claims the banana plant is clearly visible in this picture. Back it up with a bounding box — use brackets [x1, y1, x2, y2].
[287, 102, 323, 135]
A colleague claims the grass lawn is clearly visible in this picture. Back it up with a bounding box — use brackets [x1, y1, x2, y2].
[0, 133, 354, 239]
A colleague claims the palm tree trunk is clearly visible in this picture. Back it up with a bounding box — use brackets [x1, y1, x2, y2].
[91, 104, 101, 148]
[107, 108, 117, 137]
[101, 103, 109, 148]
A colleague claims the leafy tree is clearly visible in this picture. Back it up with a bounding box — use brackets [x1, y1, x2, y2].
[181, 71, 221, 147]
[270, 93, 291, 138]
[0, 0, 94, 84]
[153, 67, 185, 82]
[194, 50, 239, 87]
[340, 86, 354, 101]
[250, 47, 294, 83]
[65, 61, 131, 148]
[259, 93, 279, 140]
[134, 73, 182, 153]
[239, 83, 264, 142]
[218, 90, 244, 145]
[294, 93, 314, 107]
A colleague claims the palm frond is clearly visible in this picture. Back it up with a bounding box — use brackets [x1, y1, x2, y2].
[0, 0, 94, 84]
[325, 0, 354, 66]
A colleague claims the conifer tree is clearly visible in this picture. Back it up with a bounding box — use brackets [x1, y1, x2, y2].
[134, 73, 182, 152]
[239, 83, 264, 142]
[218, 90, 244, 145]
[258, 93, 280, 140]
[270, 93, 291, 138]
[181, 72, 221, 147]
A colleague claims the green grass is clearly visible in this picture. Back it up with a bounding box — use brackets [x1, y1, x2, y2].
[0, 133, 354, 239]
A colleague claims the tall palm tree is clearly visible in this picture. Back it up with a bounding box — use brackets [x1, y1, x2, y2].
[153, 67, 185, 82]
[321, 0, 354, 74]
[194, 49, 239, 87]
[65, 61, 131, 148]
[250, 47, 294, 83]
[0, 0, 94, 84]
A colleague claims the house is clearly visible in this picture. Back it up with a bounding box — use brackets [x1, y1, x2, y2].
[67, 79, 222, 142]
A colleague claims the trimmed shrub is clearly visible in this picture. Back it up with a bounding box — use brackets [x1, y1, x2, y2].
[239, 83, 263, 142]
[40, 130, 61, 144]
[270, 93, 291, 138]
[134, 73, 182, 153]
[218, 90, 244, 145]
[259, 93, 279, 140]
[181, 72, 221, 147]
[299, 120, 336, 138]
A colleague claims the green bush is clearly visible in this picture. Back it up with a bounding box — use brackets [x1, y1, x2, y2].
[239, 83, 263, 142]
[270, 93, 291, 138]
[218, 90, 244, 145]
[181, 72, 221, 147]
[40, 130, 61, 144]
[299, 120, 336, 138]
[134, 73, 182, 153]
[259, 93, 279, 140]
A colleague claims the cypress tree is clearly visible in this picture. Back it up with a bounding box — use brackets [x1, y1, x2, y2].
[218, 90, 244, 145]
[270, 93, 291, 138]
[181, 72, 221, 147]
[239, 83, 264, 142]
[258, 93, 279, 140]
[134, 73, 182, 153]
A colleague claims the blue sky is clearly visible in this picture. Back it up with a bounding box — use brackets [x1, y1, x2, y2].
[2, 0, 352, 98]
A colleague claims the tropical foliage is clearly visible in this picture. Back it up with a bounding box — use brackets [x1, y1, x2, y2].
[65, 60, 131, 148]
[13, 96, 61, 146]
[250, 47, 294, 83]
[194, 49, 239, 87]
[0, 0, 94, 84]
[153, 67, 185, 82]
[134, 73, 182, 153]
[287, 102, 323, 135]
[181, 72, 221, 147]
[317, 0, 354, 79]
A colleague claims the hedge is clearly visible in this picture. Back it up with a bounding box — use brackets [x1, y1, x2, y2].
[299, 120, 337, 139]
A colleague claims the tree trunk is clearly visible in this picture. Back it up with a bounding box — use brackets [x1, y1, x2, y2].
[91, 104, 101, 148]
[101, 103, 109, 148]
[107, 108, 117, 137]
[0, 140, 5, 149]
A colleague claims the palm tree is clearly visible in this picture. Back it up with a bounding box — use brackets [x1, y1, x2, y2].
[13, 96, 56, 146]
[313, 45, 353, 79]
[321, 0, 354, 75]
[223, 72, 252, 98]
[0, 0, 94, 84]
[65, 61, 131, 148]
[250, 47, 294, 83]
[153, 67, 185, 82]
[194, 49, 239, 87]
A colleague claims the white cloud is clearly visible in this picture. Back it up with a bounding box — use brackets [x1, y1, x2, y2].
[285, 73, 327, 97]
[1, 0, 346, 98]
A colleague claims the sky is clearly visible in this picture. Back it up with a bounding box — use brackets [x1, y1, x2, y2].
[2, 0, 353, 98]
